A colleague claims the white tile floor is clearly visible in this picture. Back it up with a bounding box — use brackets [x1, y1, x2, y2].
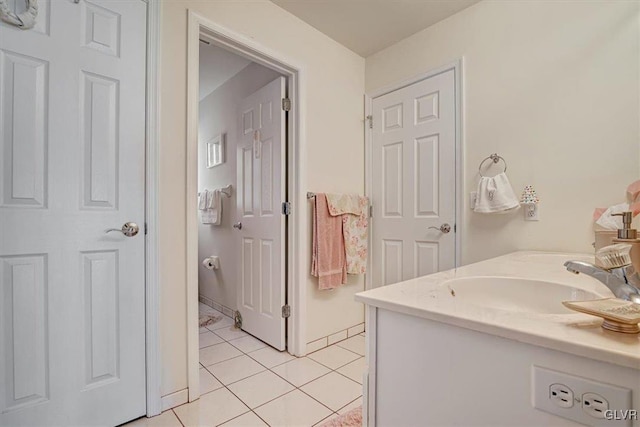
[126, 306, 365, 427]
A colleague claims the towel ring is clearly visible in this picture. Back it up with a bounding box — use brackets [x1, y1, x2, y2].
[478, 153, 507, 177]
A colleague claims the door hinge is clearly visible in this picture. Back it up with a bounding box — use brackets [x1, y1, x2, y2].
[282, 305, 291, 318]
[454, 223, 457, 233]
[144, 223, 148, 235]
[366, 115, 373, 129]
[282, 201, 292, 215]
[282, 98, 291, 112]
[369, 205, 373, 218]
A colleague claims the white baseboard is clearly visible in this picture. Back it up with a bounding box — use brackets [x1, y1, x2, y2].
[161, 388, 189, 411]
[199, 294, 235, 318]
[306, 322, 365, 354]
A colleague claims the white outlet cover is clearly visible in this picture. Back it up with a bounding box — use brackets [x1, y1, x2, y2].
[532, 366, 633, 426]
[524, 203, 540, 221]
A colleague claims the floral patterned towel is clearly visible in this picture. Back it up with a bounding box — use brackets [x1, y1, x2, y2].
[325, 194, 369, 275]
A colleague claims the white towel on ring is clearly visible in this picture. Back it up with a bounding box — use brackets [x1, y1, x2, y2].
[198, 190, 208, 210]
[473, 172, 520, 214]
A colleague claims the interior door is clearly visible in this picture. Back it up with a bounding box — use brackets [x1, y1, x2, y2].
[236, 77, 287, 351]
[371, 69, 456, 287]
[0, 1, 147, 425]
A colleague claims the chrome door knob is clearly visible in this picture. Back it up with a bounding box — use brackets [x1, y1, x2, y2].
[428, 223, 451, 234]
[233, 222, 243, 230]
[106, 222, 139, 237]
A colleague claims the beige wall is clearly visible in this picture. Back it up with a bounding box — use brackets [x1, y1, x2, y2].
[366, 0, 640, 264]
[160, 0, 365, 396]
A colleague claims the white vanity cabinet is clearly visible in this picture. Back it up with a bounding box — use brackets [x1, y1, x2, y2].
[356, 252, 640, 426]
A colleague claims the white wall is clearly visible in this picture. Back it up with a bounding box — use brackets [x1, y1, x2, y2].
[160, 1, 365, 397]
[365, 0, 640, 264]
[198, 62, 281, 310]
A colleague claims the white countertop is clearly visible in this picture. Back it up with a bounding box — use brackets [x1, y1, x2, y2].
[355, 251, 640, 370]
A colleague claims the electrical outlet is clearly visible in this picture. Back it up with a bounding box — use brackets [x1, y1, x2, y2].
[583, 393, 609, 419]
[524, 203, 539, 221]
[550, 383, 574, 408]
[469, 192, 477, 210]
[532, 366, 633, 426]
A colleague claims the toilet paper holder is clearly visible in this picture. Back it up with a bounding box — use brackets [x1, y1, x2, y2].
[202, 256, 220, 270]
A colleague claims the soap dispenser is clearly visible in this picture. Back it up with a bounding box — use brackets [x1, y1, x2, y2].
[612, 211, 640, 271]
[613, 212, 637, 239]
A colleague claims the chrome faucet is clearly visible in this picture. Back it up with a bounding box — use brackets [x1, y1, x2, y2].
[564, 261, 640, 304]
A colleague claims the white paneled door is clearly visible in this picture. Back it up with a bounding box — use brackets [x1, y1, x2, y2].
[0, 1, 147, 426]
[236, 77, 287, 351]
[371, 69, 457, 287]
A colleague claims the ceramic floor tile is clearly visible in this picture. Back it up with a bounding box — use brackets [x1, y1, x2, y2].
[199, 342, 243, 367]
[300, 372, 362, 411]
[200, 367, 223, 395]
[307, 345, 360, 370]
[228, 335, 268, 353]
[312, 414, 337, 427]
[247, 346, 296, 369]
[173, 388, 249, 427]
[271, 357, 331, 387]
[254, 390, 332, 427]
[336, 357, 365, 384]
[199, 303, 224, 317]
[219, 411, 268, 426]
[206, 315, 235, 331]
[199, 331, 224, 349]
[122, 410, 182, 427]
[215, 326, 249, 341]
[337, 397, 363, 415]
[336, 335, 365, 356]
[199, 326, 209, 333]
[228, 370, 295, 409]
[207, 355, 265, 385]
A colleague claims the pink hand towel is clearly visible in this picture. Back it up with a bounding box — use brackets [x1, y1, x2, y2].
[311, 193, 347, 290]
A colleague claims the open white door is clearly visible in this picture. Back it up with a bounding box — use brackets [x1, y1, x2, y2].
[371, 69, 457, 287]
[236, 77, 287, 351]
[0, 1, 147, 425]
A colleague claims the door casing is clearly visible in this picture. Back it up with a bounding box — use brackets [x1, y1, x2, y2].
[364, 60, 465, 291]
[185, 10, 307, 403]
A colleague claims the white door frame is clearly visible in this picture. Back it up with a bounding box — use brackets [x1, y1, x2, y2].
[364, 59, 465, 291]
[145, 0, 162, 417]
[185, 10, 307, 402]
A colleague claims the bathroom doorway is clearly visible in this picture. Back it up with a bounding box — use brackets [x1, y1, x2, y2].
[186, 13, 307, 402]
[197, 41, 287, 349]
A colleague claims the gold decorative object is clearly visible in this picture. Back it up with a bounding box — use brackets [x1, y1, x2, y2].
[562, 298, 640, 334]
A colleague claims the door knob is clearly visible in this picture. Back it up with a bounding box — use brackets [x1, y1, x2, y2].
[233, 222, 242, 230]
[106, 222, 139, 237]
[428, 223, 451, 234]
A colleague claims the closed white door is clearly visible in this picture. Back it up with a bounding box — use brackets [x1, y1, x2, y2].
[236, 77, 287, 351]
[370, 70, 457, 287]
[0, 1, 147, 425]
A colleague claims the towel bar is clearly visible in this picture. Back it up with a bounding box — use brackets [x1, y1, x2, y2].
[307, 192, 316, 199]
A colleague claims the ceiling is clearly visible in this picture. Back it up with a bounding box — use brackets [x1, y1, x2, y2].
[271, 0, 480, 57]
[199, 43, 251, 100]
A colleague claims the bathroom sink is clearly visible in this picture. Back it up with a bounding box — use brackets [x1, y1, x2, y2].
[444, 277, 604, 314]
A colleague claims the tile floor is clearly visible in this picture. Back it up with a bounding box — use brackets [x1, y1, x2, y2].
[125, 306, 365, 427]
